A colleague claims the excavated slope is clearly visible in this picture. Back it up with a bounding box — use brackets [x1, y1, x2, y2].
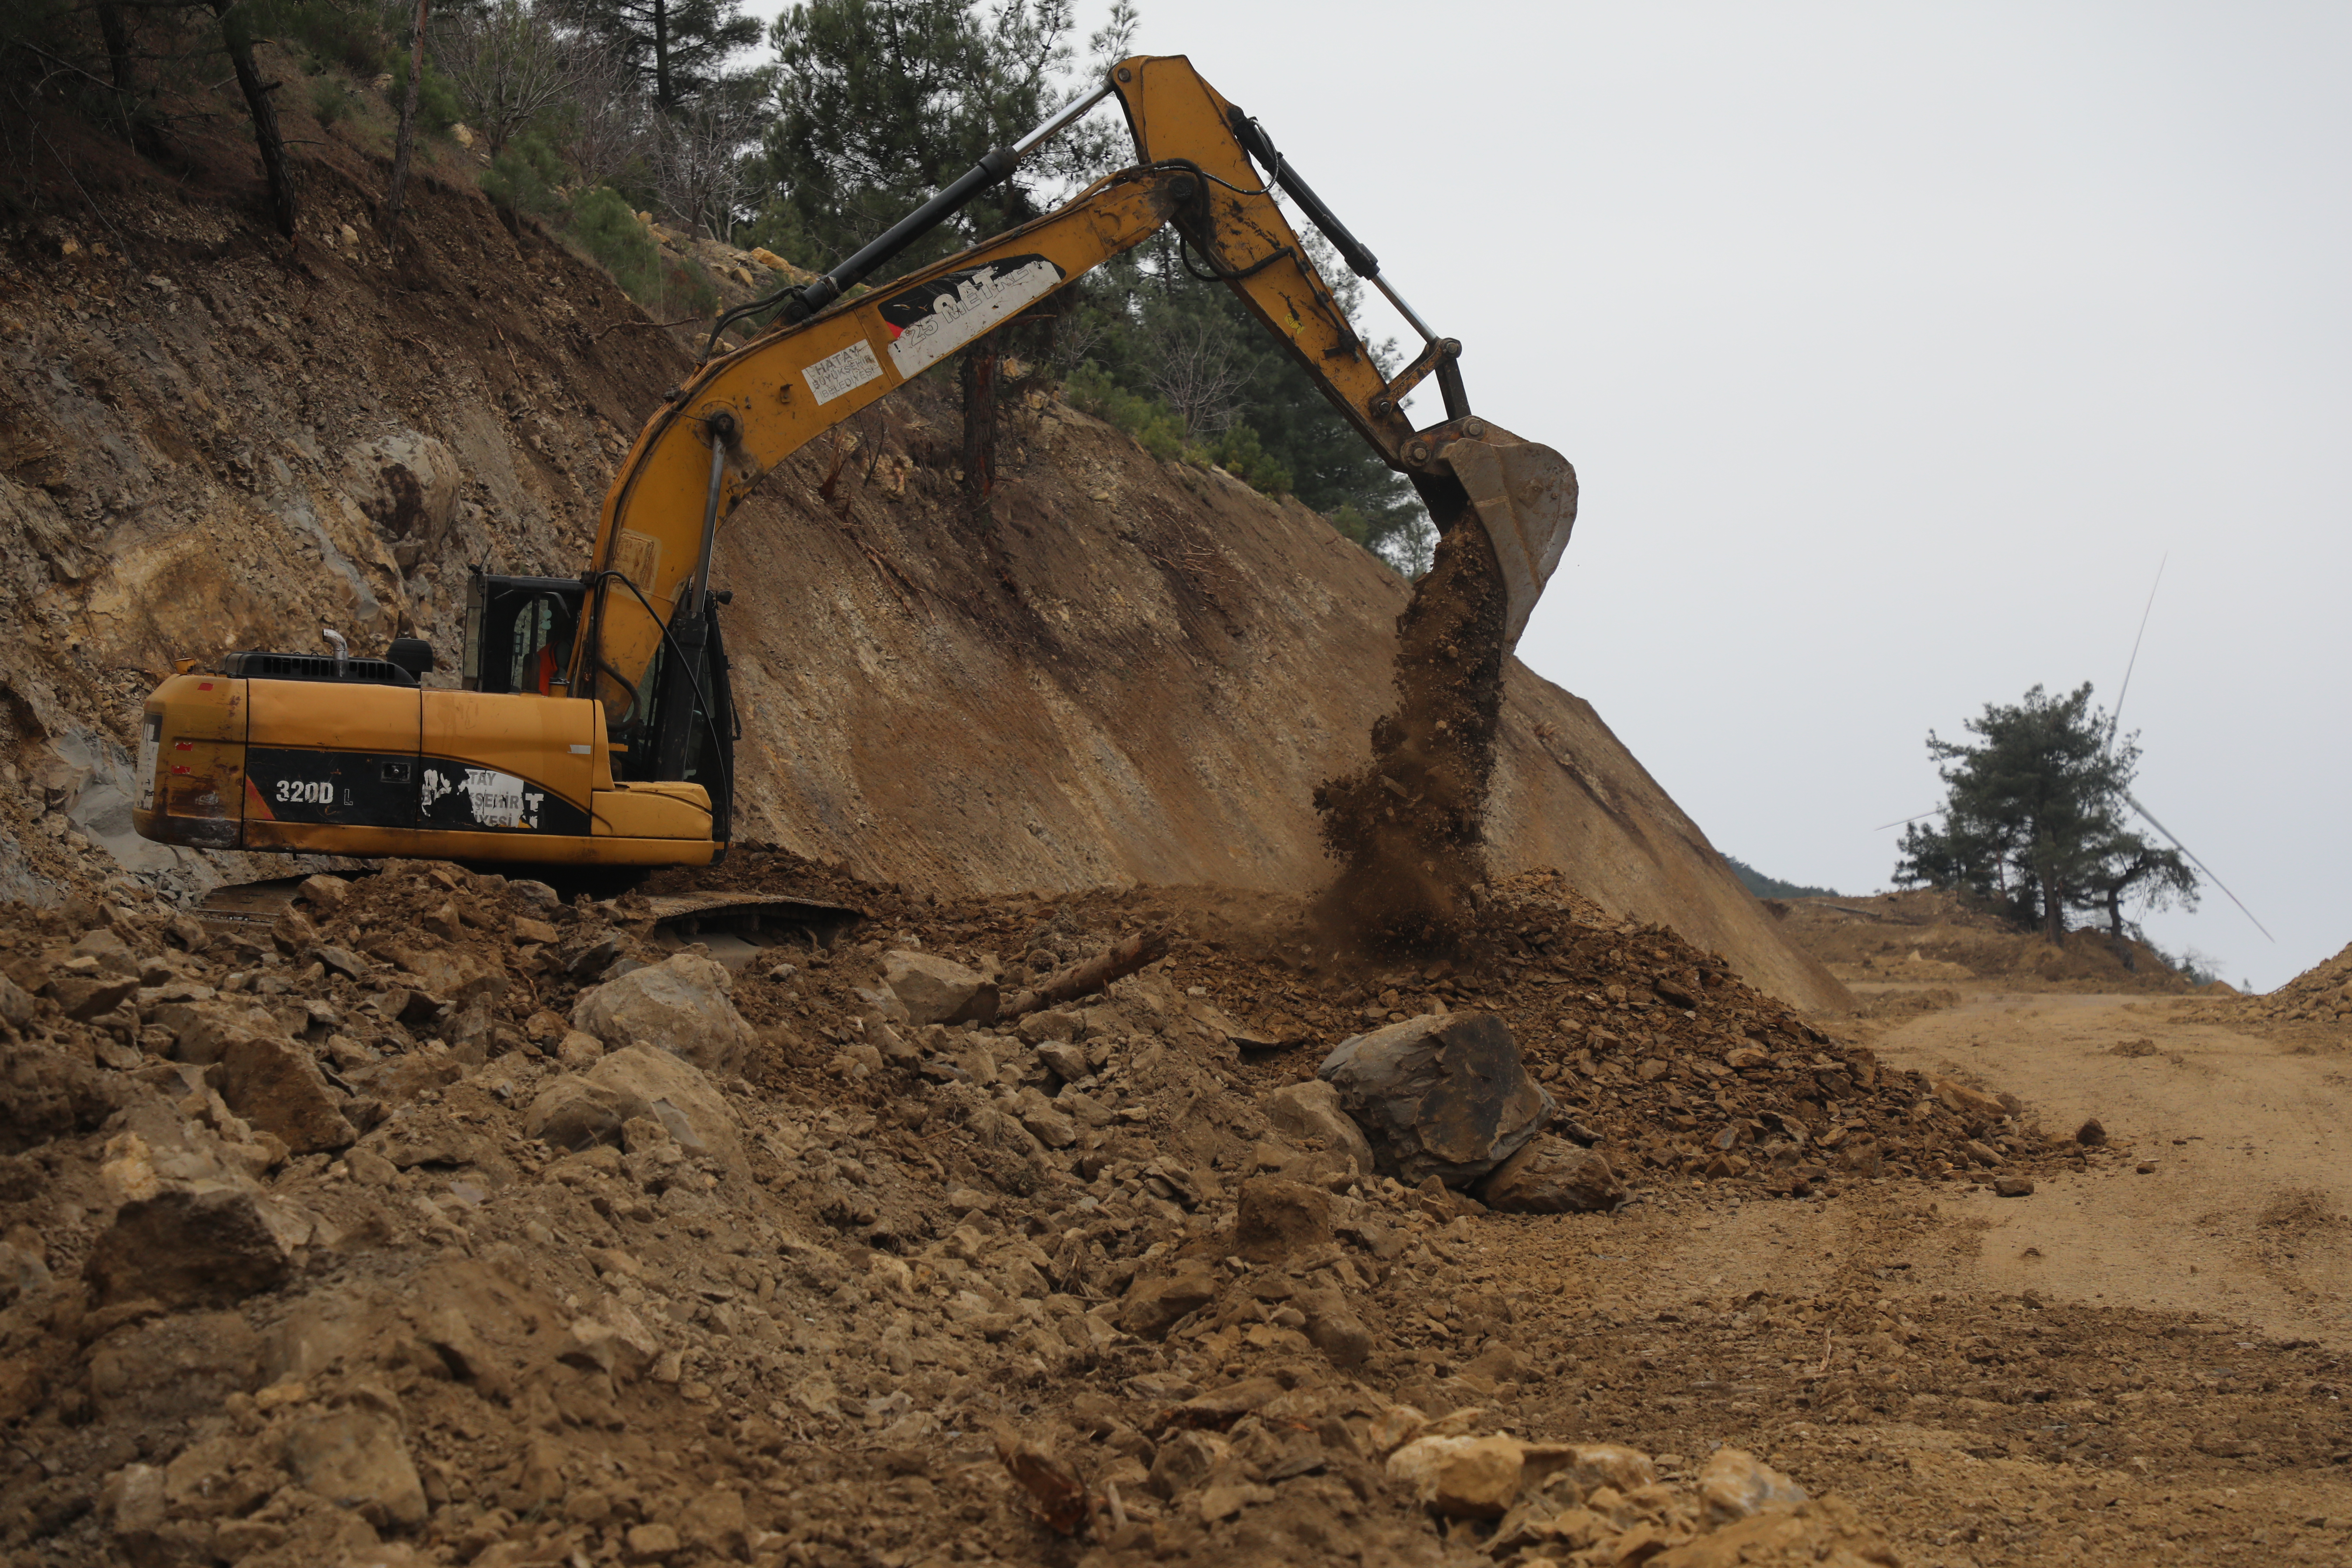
[0, 139, 1846, 1014]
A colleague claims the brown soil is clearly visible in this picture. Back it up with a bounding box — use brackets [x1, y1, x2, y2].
[1313, 517, 1507, 950]
[1773, 889, 2201, 994]
[6, 860, 2351, 1568]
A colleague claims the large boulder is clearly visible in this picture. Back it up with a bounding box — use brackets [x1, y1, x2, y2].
[572, 953, 756, 1077]
[524, 1046, 745, 1177]
[1260, 1079, 1376, 1175]
[882, 950, 998, 1026]
[1476, 1135, 1625, 1213]
[1317, 1012, 1553, 1186]
[343, 428, 460, 548]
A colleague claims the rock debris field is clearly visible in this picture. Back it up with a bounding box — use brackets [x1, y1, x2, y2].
[5, 852, 2352, 1568]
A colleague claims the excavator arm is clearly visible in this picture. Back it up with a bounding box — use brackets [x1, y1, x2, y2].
[576, 54, 1577, 809]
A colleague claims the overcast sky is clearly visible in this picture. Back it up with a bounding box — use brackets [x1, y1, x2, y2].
[780, 3, 2351, 990]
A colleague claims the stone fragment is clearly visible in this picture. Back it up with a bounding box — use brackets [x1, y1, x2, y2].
[1994, 1175, 2036, 1197]
[624, 1521, 681, 1562]
[882, 950, 999, 1026]
[296, 874, 350, 909]
[572, 954, 756, 1077]
[1295, 1286, 1374, 1368]
[1696, 1447, 1807, 1524]
[567, 1301, 661, 1380]
[1563, 1443, 1658, 1494]
[557, 1030, 606, 1071]
[217, 1033, 355, 1154]
[2075, 1117, 2107, 1146]
[88, 1310, 264, 1424]
[1318, 1011, 1552, 1185]
[1235, 1177, 1335, 1262]
[1034, 1040, 1090, 1083]
[49, 972, 139, 1021]
[1116, 1264, 1220, 1339]
[1261, 1079, 1377, 1175]
[1147, 1430, 1230, 1498]
[1476, 1135, 1625, 1213]
[1962, 1139, 2003, 1168]
[587, 1047, 746, 1175]
[524, 1077, 629, 1152]
[1386, 1434, 1525, 1519]
[0, 973, 34, 1030]
[1933, 1077, 2009, 1122]
[315, 945, 369, 981]
[283, 1405, 428, 1528]
[85, 1188, 294, 1306]
[1015, 1008, 1078, 1043]
[1651, 1496, 1895, 1568]
[1013, 1092, 1078, 1149]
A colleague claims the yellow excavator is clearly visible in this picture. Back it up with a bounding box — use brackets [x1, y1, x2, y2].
[132, 55, 1577, 869]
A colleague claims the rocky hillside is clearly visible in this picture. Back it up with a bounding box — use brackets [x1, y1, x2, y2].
[0, 117, 1841, 1014]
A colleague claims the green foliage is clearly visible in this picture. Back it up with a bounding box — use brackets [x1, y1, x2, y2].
[388, 47, 462, 136]
[266, 0, 395, 76]
[762, 0, 1071, 268]
[309, 75, 358, 126]
[568, 184, 662, 296]
[1208, 422, 1292, 495]
[482, 128, 570, 218]
[1724, 857, 1837, 901]
[1061, 365, 1297, 495]
[556, 0, 762, 113]
[1063, 365, 1198, 465]
[563, 184, 718, 318]
[1053, 247, 1429, 566]
[1895, 683, 2198, 940]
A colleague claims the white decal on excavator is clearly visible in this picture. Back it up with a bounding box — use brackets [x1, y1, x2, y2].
[422, 765, 546, 830]
[804, 338, 884, 405]
[886, 259, 1062, 378]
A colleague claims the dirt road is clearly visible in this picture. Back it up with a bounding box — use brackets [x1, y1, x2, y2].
[1468, 986, 2352, 1565]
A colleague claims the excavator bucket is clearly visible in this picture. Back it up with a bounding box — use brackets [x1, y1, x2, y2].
[1439, 428, 1579, 651]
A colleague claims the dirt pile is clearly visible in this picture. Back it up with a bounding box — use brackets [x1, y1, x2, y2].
[0, 852, 1944, 1568]
[2235, 941, 2352, 1024]
[1772, 889, 2199, 993]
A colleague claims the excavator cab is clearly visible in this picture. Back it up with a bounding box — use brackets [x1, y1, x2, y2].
[462, 573, 586, 696]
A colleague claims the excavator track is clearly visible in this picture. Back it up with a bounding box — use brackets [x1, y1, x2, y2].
[196, 874, 866, 966]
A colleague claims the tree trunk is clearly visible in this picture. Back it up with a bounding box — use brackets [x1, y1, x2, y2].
[96, 4, 133, 94]
[212, 0, 296, 239]
[960, 349, 999, 499]
[653, 0, 673, 113]
[383, 0, 430, 238]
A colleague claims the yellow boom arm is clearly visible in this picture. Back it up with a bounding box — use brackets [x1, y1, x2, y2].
[575, 54, 1570, 739]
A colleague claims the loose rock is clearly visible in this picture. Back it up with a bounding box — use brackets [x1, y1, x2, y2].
[1319, 1011, 1553, 1185]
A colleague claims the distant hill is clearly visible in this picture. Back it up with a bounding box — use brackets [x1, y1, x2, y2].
[1725, 856, 1839, 901]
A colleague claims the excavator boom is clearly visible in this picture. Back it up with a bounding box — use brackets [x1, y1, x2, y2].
[131, 54, 1577, 870]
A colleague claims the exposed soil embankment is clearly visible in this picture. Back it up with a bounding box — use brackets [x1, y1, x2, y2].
[0, 120, 1842, 1012]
